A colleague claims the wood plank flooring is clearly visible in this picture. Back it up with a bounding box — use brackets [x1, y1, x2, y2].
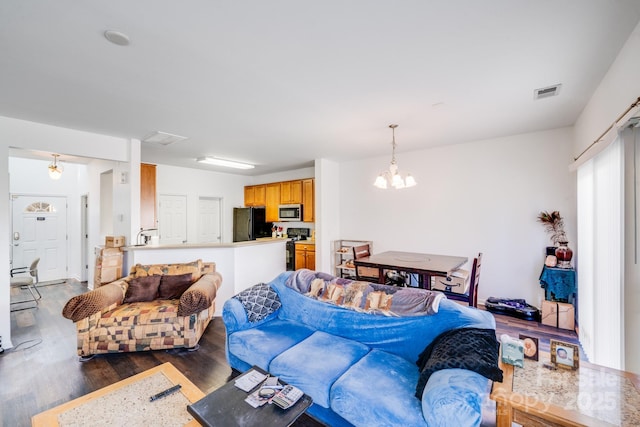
[1, 280, 581, 427]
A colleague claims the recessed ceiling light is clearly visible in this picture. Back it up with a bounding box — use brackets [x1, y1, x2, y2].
[104, 30, 130, 46]
[196, 157, 255, 170]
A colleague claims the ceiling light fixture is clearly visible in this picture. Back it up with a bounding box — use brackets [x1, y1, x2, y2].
[48, 154, 64, 180]
[373, 124, 416, 190]
[196, 157, 255, 170]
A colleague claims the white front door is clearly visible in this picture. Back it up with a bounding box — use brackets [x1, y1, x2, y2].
[198, 197, 222, 243]
[158, 194, 187, 244]
[11, 195, 68, 282]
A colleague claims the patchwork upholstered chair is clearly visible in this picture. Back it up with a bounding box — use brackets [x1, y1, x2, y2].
[63, 259, 222, 360]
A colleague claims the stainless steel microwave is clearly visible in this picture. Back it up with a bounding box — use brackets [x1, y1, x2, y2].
[279, 204, 302, 221]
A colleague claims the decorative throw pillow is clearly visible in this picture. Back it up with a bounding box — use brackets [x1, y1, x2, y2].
[123, 275, 162, 303]
[415, 327, 503, 399]
[157, 273, 194, 299]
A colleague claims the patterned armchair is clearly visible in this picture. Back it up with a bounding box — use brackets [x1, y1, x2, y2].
[62, 259, 222, 359]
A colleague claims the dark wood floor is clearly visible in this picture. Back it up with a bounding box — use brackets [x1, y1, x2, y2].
[2, 280, 581, 427]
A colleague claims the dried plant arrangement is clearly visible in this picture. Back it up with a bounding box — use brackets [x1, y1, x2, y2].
[537, 210, 567, 245]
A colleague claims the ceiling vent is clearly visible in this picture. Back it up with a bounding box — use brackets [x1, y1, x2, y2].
[142, 131, 188, 146]
[534, 84, 562, 100]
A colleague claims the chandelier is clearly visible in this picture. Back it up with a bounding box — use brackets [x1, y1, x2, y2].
[48, 154, 64, 180]
[373, 124, 416, 189]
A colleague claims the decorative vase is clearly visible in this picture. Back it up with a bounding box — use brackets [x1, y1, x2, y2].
[555, 241, 573, 268]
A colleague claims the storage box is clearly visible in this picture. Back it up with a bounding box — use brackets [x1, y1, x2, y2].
[105, 235, 125, 247]
[541, 300, 575, 330]
[500, 335, 524, 368]
[431, 269, 470, 294]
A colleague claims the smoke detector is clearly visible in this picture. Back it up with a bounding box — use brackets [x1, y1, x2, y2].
[534, 84, 562, 100]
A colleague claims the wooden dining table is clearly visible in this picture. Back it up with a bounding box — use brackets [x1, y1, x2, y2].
[352, 250, 468, 288]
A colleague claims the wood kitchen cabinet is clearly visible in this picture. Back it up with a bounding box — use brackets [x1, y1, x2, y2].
[280, 180, 302, 204]
[244, 184, 266, 207]
[140, 163, 157, 229]
[302, 179, 314, 222]
[295, 243, 315, 270]
[265, 183, 281, 222]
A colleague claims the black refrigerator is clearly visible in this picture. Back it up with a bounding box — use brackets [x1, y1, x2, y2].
[233, 207, 272, 242]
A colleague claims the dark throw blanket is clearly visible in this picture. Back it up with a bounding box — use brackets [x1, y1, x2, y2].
[415, 327, 503, 399]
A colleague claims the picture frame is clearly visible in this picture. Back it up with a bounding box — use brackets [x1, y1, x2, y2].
[550, 339, 579, 370]
[519, 334, 539, 361]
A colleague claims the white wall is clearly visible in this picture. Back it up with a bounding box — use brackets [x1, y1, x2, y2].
[155, 164, 250, 244]
[338, 127, 576, 307]
[573, 20, 640, 374]
[0, 116, 130, 348]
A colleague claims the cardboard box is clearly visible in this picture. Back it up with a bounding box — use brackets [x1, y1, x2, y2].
[541, 300, 575, 330]
[431, 269, 470, 294]
[105, 235, 125, 247]
[94, 266, 122, 286]
[99, 254, 123, 268]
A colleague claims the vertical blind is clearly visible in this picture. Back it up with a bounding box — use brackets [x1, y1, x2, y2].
[577, 137, 624, 369]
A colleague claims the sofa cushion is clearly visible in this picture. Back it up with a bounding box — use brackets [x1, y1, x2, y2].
[123, 275, 162, 303]
[421, 368, 489, 427]
[330, 349, 426, 427]
[99, 299, 182, 327]
[269, 331, 370, 408]
[227, 319, 315, 370]
[158, 273, 194, 299]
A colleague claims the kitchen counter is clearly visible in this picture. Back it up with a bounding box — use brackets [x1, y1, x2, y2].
[122, 238, 287, 251]
[294, 240, 315, 245]
[120, 239, 287, 315]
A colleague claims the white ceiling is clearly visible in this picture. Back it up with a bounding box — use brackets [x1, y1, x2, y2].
[2, 1, 640, 175]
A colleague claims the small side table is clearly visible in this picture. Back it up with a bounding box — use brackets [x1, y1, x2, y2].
[539, 265, 576, 302]
[491, 354, 640, 426]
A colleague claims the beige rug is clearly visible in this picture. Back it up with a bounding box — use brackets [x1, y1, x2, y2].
[57, 372, 194, 427]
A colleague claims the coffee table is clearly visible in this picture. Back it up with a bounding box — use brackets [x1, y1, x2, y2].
[187, 366, 313, 427]
[491, 353, 640, 426]
[32, 362, 205, 427]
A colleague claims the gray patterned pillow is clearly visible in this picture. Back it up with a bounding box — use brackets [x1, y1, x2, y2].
[233, 283, 281, 322]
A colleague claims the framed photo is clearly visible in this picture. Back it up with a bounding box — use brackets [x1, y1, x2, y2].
[519, 334, 539, 361]
[550, 339, 579, 370]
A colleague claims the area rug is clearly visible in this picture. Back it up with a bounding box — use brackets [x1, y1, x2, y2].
[57, 372, 194, 427]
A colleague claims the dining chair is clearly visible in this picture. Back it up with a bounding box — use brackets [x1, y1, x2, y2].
[443, 252, 482, 308]
[352, 244, 381, 283]
[10, 257, 41, 310]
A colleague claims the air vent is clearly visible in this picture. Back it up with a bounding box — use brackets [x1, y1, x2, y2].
[142, 131, 188, 146]
[534, 84, 562, 100]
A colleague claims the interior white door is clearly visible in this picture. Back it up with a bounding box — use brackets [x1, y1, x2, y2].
[198, 197, 222, 243]
[11, 195, 68, 282]
[158, 194, 187, 244]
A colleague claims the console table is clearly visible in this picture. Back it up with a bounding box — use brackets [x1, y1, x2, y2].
[491, 353, 640, 426]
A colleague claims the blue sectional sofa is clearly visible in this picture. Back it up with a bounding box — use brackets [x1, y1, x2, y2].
[223, 270, 500, 427]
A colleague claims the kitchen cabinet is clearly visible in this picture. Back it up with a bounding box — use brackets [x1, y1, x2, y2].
[333, 239, 372, 279]
[140, 163, 157, 229]
[244, 184, 266, 207]
[280, 180, 302, 204]
[302, 179, 314, 222]
[295, 242, 315, 270]
[265, 183, 281, 222]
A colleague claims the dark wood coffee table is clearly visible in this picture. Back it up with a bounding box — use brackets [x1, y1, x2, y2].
[187, 366, 313, 427]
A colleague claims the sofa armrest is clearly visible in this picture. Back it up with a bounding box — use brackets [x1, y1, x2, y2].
[421, 368, 490, 427]
[62, 280, 127, 322]
[178, 271, 222, 316]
